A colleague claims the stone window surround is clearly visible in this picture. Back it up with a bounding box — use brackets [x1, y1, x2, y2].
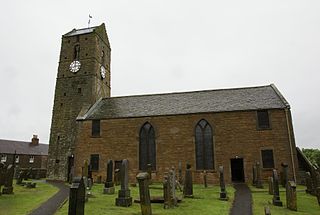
[256, 109, 272, 130]
[260, 147, 275, 169]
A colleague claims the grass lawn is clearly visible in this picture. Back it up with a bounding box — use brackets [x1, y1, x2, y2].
[56, 183, 234, 215]
[0, 180, 59, 215]
[251, 184, 319, 215]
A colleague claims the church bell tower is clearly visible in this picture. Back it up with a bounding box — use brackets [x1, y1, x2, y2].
[47, 23, 111, 180]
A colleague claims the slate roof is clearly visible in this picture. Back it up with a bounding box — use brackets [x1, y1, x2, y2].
[80, 84, 289, 120]
[0, 139, 48, 156]
[64, 27, 95, 37]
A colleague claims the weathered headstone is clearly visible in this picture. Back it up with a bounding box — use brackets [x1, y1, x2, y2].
[281, 163, 289, 188]
[256, 162, 263, 188]
[136, 172, 152, 215]
[114, 168, 120, 186]
[68, 177, 85, 215]
[82, 160, 89, 201]
[0, 162, 5, 195]
[286, 180, 297, 211]
[219, 166, 228, 200]
[163, 174, 172, 209]
[169, 167, 177, 206]
[264, 206, 271, 215]
[178, 161, 183, 185]
[183, 163, 193, 198]
[272, 169, 283, 206]
[305, 172, 313, 194]
[2, 164, 14, 194]
[252, 164, 257, 186]
[115, 159, 132, 207]
[147, 163, 152, 184]
[203, 170, 208, 188]
[104, 159, 115, 194]
[316, 187, 320, 206]
[268, 177, 274, 195]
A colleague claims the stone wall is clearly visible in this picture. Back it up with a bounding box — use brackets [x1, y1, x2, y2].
[73, 108, 298, 184]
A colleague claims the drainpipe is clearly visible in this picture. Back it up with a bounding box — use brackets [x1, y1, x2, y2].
[285, 108, 297, 182]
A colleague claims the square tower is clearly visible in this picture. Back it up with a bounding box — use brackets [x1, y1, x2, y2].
[47, 23, 111, 180]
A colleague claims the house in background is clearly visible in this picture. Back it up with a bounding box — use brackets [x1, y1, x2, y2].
[0, 135, 48, 178]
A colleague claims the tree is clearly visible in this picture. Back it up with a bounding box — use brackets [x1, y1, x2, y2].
[302, 148, 320, 168]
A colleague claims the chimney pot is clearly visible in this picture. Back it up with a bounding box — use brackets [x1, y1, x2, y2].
[31, 135, 39, 145]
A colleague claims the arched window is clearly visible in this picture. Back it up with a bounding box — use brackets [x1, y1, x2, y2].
[139, 122, 156, 171]
[195, 119, 214, 170]
[74, 45, 80, 60]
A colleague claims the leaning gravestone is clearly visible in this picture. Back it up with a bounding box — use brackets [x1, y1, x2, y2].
[281, 163, 289, 188]
[104, 159, 115, 194]
[183, 163, 193, 198]
[163, 173, 172, 209]
[252, 164, 257, 186]
[219, 166, 228, 200]
[305, 172, 313, 195]
[268, 177, 274, 195]
[286, 180, 297, 211]
[115, 159, 132, 207]
[2, 164, 14, 194]
[272, 169, 283, 206]
[256, 162, 263, 188]
[68, 177, 85, 215]
[169, 168, 177, 206]
[136, 172, 152, 215]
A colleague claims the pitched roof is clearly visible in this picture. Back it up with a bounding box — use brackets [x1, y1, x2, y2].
[64, 27, 95, 37]
[0, 139, 48, 156]
[80, 84, 289, 120]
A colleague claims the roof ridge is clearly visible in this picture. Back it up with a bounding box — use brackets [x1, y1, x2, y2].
[103, 84, 272, 100]
[0, 138, 47, 145]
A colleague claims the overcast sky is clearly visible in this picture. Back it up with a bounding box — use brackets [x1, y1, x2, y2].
[0, 1, 319, 149]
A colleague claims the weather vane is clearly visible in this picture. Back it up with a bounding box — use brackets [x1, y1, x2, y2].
[88, 14, 92, 28]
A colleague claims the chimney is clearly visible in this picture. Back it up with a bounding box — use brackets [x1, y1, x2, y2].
[31, 135, 39, 145]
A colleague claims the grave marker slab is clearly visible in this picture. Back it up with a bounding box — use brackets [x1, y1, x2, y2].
[183, 163, 193, 198]
[115, 159, 132, 207]
[286, 180, 297, 211]
[219, 166, 228, 201]
[68, 177, 85, 215]
[104, 160, 115, 194]
[272, 169, 283, 207]
[136, 172, 152, 215]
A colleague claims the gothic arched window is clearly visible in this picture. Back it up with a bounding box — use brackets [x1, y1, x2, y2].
[139, 122, 156, 171]
[195, 119, 214, 170]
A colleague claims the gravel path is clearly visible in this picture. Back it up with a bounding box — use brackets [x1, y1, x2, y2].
[28, 181, 69, 215]
[230, 183, 253, 215]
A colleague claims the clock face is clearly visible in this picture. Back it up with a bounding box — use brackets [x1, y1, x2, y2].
[100, 66, 106, 79]
[69, 60, 81, 73]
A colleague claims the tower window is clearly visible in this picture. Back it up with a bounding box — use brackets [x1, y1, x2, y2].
[74, 45, 80, 60]
[92, 120, 101, 137]
[60, 103, 63, 107]
[63, 93, 66, 96]
[90, 154, 99, 171]
[78, 88, 82, 94]
[257, 110, 270, 129]
[15, 155, 19, 163]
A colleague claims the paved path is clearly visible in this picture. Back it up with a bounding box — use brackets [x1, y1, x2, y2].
[230, 183, 253, 215]
[28, 181, 69, 215]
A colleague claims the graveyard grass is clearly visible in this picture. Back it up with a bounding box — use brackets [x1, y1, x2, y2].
[55, 183, 234, 215]
[251, 184, 319, 215]
[0, 180, 59, 215]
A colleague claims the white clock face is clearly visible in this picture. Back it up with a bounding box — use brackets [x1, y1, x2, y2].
[100, 66, 106, 79]
[69, 60, 81, 73]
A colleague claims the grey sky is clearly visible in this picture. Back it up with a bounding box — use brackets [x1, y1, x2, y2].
[0, 1, 319, 148]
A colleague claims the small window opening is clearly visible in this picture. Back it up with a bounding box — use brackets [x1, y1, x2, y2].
[92, 120, 101, 137]
[29, 156, 34, 163]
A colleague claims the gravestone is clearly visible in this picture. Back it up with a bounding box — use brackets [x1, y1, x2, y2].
[219, 166, 228, 200]
[268, 177, 274, 195]
[272, 169, 283, 206]
[286, 180, 297, 211]
[252, 164, 257, 186]
[163, 174, 172, 209]
[183, 163, 193, 198]
[178, 161, 183, 185]
[305, 172, 313, 194]
[147, 163, 152, 184]
[97, 175, 102, 184]
[2, 164, 14, 194]
[68, 177, 85, 215]
[82, 160, 89, 201]
[104, 159, 115, 194]
[114, 168, 120, 186]
[68, 166, 74, 184]
[316, 187, 320, 206]
[255, 162, 263, 188]
[115, 159, 132, 207]
[136, 172, 152, 215]
[203, 170, 208, 188]
[281, 163, 289, 188]
[264, 206, 271, 215]
[169, 168, 177, 206]
[0, 162, 5, 195]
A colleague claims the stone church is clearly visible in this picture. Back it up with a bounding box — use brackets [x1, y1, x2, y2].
[47, 23, 299, 184]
